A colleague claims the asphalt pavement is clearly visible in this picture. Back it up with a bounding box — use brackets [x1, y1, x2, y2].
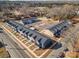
[0, 31, 29, 58]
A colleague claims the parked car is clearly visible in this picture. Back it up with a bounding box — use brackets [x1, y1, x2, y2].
[0, 28, 3, 33]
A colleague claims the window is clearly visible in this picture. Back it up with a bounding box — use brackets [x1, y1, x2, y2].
[0, 42, 3, 48]
[23, 30, 26, 33]
[26, 31, 29, 35]
[29, 33, 33, 37]
[15, 26, 18, 28]
[20, 28, 22, 31]
[38, 38, 42, 42]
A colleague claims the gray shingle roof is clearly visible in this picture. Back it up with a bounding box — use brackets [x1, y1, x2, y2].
[7, 20, 54, 48]
[50, 20, 71, 33]
[22, 17, 40, 25]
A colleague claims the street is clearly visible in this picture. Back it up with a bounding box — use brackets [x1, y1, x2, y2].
[1, 22, 79, 58]
[0, 31, 29, 58]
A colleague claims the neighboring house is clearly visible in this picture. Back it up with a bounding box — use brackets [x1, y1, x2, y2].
[49, 20, 72, 37]
[22, 17, 40, 25]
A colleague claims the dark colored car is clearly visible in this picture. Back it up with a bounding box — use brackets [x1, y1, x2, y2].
[0, 28, 3, 33]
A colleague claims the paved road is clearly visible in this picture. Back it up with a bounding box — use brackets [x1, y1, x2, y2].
[0, 31, 29, 58]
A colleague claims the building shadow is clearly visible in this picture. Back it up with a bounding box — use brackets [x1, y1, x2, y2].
[51, 42, 62, 50]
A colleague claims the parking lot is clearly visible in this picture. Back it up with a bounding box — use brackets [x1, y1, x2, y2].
[2, 23, 55, 57]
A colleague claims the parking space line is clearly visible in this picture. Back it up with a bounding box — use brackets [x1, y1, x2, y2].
[39, 38, 61, 57]
[2, 26, 33, 58]
[28, 43, 35, 48]
[32, 47, 39, 52]
[2, 24, 56, 58]
[2, 25, 38, 57]
[25, 40, 32, 44]
[21, 39, 26, 41]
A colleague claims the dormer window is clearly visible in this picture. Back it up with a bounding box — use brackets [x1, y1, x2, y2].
[33, 35, 37, 39]
[20, 28, 22, 31]
[38, 38, 42, 42]
[23, 30, 26, 33]
[26, 31, 29, 35]
[29, 33, 33, 37]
